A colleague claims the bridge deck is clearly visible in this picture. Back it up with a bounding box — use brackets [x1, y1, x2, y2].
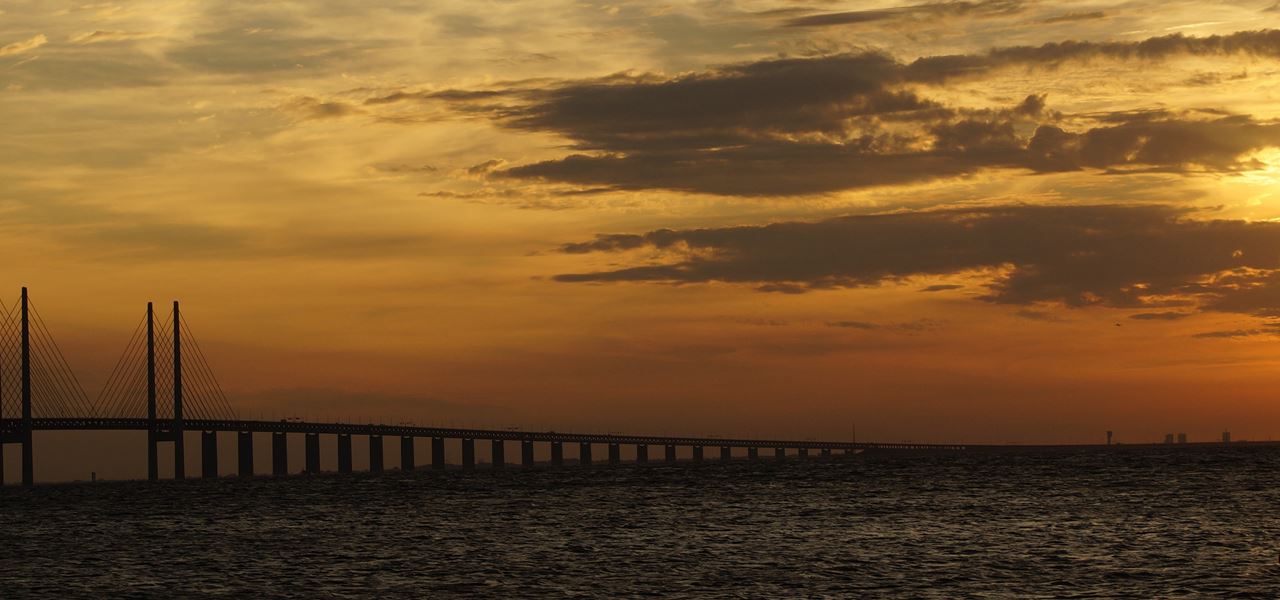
[0, 418, 967, 451]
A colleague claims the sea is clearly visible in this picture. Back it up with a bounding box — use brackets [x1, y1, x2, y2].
[3, 446, 1279, 598]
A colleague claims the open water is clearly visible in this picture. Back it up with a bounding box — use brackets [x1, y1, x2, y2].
[3, 447, 1280, 598]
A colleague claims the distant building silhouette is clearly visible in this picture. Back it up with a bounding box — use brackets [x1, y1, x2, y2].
[1164, 433, 1175, 444]
[1222, 431, 1231, 444]
[1106, 430, 1113, 445]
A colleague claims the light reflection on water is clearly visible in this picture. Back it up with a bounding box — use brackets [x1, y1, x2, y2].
[4, 448, 1280, 597]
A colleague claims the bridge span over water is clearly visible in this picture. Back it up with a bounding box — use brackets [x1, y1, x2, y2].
[0, 287, 958, 486]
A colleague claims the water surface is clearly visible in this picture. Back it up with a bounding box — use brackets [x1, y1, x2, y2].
[4, 447, 1279, 597]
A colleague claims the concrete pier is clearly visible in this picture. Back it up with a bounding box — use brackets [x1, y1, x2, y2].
[693, 446, 704, 462]
[609, 443, 620, 465]
[401, 436, 415, 471]
[522, 440, 535, 467]
[305, 432, 320, 474]
[665, 444, 677, 463]
[200, 431, 217, 478]
[748, 447, 758, 460]
[579, 442, 592, 466]
[721, 446, 731, 461]
[369, 435, 384, 473]
[337, 434, 352, 473]
[636, 444, 648, 463]
[821, 448, 831, 459]
[237, 431, 253, 477]
[551, 441, 563, 466]
[271, 432, 287, 476]
[431, 437, 444, 469]
[491, 439, 504, 468]
[775, 447, 785, 461]
[798, 448, 809, 459]
[462, 438, 475, 469]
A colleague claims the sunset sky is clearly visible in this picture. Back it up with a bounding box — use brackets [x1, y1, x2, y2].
[8, 0, 1280, 462]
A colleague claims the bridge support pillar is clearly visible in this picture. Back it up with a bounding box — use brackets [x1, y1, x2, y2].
[821, 448, 831, 459]
[271, 432, 288, 476]
[609, 443, 620, 465]
[461, 438, 475, 469]
[692, 446, 703, 462]
[665, 444, 676, 463]
[550, 441, 563, 466]
[401, 436, 415, 471]
[522, 440, 535, 467]
[237, 432, 253, 477]
[721, 446, 731, 461]
[798, 448, 809, 460]
[579, 442, 592, 466]
[491, 439, 504, 468]
[775, 447, 786, 461]
[636, 444, 648, 464]
[337, 434, 352, 473]
[147, 431, 158, 482]
[431, 437, 444, 469]
[305, 433, 321, 474]
[369, 435, 384, 473]
[201, 431, 218, 478]
[21, 427, 32, 487]
[748, 447, 758, 460]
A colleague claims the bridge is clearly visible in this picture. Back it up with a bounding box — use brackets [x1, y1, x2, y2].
[0, 288, 968, 486]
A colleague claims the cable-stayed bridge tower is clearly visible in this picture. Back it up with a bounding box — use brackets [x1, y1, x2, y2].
[0, 287, 961, 486]
[0, 290, 233, 486]
[96, 300, 235, 481]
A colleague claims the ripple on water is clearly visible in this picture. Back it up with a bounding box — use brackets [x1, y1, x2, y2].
[3, 448, 1280, 597]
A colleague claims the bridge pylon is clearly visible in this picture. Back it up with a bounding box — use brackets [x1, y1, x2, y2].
[97, 299, 236, 481]
[1, 287, 96, 486]
[20, 287, 32, 486]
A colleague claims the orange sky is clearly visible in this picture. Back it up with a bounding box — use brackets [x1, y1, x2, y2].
[8, 1, 1280, 481]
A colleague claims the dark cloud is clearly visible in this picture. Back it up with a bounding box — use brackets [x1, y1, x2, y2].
[368, 163, 438, 174]
[921, 284, 964, 292]
[449, 30, 1280, 196]
[827, 320, 878, 329]
[1014, 309, 1064, 322]
[466, 159, 508, 176]
[503, 53, 931, 152]
[1183, 70, 1249, 87]
[1129, 312, 1193, 321]
[349, 30, 1280, 196]
[281, 96, 362, 120]
[784, 0, 1025, 28]
[902, 30, 1280, 84]
[827, 319, 942, 332]
[1191, 327, 1280, 339]
[555, 204, 1280, 319]
[1026, 115, 1280, 172]
[505, 143, 991, 196]
[507, 114, 1280, 196]
[1040, 11, 1107, 24]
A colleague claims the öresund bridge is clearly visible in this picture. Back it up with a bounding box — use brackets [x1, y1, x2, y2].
[0, 287, 967, 487]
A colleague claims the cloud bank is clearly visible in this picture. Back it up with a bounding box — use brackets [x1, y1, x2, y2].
[556, 204, 1280, 318]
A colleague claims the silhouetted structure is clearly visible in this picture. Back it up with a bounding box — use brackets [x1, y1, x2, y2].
[5, 288, 1227, 487]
